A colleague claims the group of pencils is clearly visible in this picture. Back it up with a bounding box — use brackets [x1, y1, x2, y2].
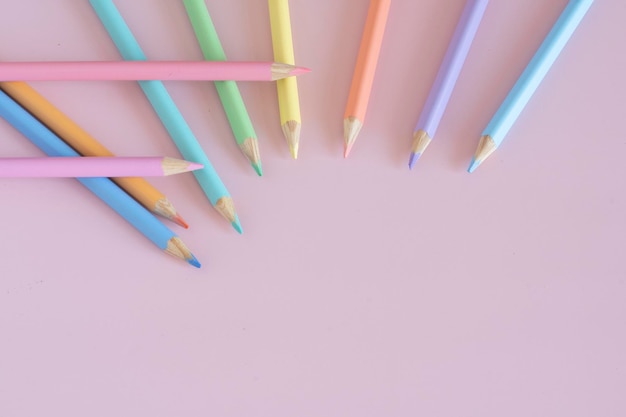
[343, 0, 594, 171]
[0, 0, 594, 267]
[0, 0, 314, 268]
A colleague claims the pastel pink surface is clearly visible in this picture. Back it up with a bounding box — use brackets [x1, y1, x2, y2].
[0, 1, 624, 416]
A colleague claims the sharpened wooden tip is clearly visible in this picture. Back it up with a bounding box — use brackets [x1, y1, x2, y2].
[408, 130, 432, 169]
[343, 116, 362, 158]
[469, 135, 497, 172]
[239, 137, 263, 175]
[215, 196, 237, 224]
[271, 63, 309, 80]
[215, 196, 242, 233]
[281, 120, 301, 159]
[411, 129, 432, 156]
[154, 197, 188, 228]
[165, 237, 200, 267]
[161, 157, 203, 176]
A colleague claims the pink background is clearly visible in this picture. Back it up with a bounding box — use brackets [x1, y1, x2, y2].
[1, 0, 625, 415]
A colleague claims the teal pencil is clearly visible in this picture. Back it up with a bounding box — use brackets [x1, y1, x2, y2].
[468, 0, 594, 172]
[89, 0, 242, 233]
[183, 0, 263, 176]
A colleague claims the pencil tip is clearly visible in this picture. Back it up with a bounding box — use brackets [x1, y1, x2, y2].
[188, 162, 204, 172]
[467, 157, 480, 173]
[154, 198, 188, 228]
[239, 137, 263, 176]
[188, 254, 201, 268]
[166, 237, 199, 267]
[272, 63, 310, 80]
[469, 135, 497, 173]
[232, 219, 243, 234]
[343, 117, 362, 158]
[289, 143, 299, 159]
[252, 162, 263, 176]
[172, 213, 189, 229]
[343, 143, 353, 158]
[290, 66, 311, 76]
[215, 197, 242, 233]
[282, 120, 301, 159]
[409, 130, 432, 169]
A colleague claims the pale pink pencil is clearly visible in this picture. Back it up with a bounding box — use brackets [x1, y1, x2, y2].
[0, 61, 310, 81]
[0, 157, 203, 177]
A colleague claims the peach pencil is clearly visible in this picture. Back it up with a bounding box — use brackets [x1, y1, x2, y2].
[343, 0, 391, 157]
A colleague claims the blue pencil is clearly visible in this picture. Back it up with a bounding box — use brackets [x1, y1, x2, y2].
[0, 88, 200, 268]
[89, 0, 242, 233]
[468, 0, 594, 172]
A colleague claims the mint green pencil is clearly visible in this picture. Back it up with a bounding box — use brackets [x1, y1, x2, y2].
[183, 0, 263, 176]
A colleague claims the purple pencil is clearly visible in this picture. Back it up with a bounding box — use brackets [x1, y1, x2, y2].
[408, 0, 489, 169]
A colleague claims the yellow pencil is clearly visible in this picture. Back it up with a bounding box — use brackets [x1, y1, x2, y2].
[269, 0, 302, 159]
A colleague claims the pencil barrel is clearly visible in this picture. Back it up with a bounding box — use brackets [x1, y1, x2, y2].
[483, 0, 594, 146]
[269, 0, 302, 125]
[344, 0, 391, 121]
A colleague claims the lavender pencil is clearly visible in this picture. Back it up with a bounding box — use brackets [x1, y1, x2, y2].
[409, 0, 489, 168]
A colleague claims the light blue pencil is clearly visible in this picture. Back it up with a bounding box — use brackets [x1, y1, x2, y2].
[468, 0, 594, 172]
[0, 88, 200, 267]
[89, 0, 242, 233]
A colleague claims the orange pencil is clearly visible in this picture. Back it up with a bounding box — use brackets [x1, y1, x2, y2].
[0, 81, 189, 228]
[343, 0, 391, 158]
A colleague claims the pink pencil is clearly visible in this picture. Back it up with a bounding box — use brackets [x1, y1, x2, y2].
[0, 157, 202, 177]
[0, 61, 310, 82]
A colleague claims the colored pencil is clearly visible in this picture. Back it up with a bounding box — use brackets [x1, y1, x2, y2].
[343, 0, 391, 158]
[0, 61, 309, 82]
[89, 0, 242, 233]
[0, 81, 189, 229]
[0, 89, 200, 267]
[469, 0, 594, 172]
[409, 0, 489, 169]
[269, 0, 302, 159]
[0, 157, 202, 178]
[183, 0, 264, 176]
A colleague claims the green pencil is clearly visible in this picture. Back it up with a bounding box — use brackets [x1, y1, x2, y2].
[183, 0, 263, 176]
